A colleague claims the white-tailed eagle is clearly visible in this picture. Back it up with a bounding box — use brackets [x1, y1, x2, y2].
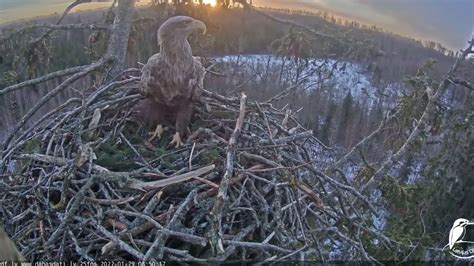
[138, 16, 207, 148]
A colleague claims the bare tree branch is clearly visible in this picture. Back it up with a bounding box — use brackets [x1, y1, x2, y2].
[210, 92, 247, 255]
[0, 24, 108, 43]
[234, 0, 342, 45]
[56, 0, 113, 26]
[360, 37, 474, 193]
[447, 78, 473, 90]
[0, 64, 94, 95]
[1, 57, 113, 150]
[128, 164, 216, 190]
[28, 0, 113, 47]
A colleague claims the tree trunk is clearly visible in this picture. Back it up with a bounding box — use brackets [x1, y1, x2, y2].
[106, 0, 136, 79]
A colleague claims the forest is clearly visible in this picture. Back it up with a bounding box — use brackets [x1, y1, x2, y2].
[0, 0, 473, 262]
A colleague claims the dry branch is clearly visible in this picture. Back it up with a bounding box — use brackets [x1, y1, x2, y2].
[0, 64, 93, 96]
[129, 164, 216, 190]
[252, 6, 339, 43]
[209, 92, 247, 255]
[360, 37, 474, 193]
[1, 57, 113, 150]
[0, 24, 109, 43]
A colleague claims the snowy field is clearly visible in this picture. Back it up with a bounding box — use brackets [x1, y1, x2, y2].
[216, 54, 403, 108]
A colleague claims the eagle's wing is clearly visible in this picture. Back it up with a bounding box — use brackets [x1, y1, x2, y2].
[140, 53, 160, 97]
[187, 56, 206, 101]
[174, 57, 206, 135]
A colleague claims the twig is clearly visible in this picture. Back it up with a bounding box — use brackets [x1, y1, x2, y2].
[209, 92, 247, 255]
[360, 37, 474, 192]
[2, 57, 113, 150]
[0, 23, 109, 43]
[222, 240, 293, 254]
[128, 165, 216, 190]
[0, 64, 92, 96]
[93, 220, 145, 260]
[189, 142, 196, 169]
[243, 4, 342, 44]
[259, 130, 313, 145]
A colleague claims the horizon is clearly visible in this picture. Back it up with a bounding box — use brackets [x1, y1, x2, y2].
[0, 0, 472, 51]
[253, 0, 473, 51]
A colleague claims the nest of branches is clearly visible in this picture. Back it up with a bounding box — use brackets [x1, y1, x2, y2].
[0, 67, 393, 262]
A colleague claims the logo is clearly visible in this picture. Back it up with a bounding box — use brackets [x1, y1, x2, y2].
[446, 218, 474, 259]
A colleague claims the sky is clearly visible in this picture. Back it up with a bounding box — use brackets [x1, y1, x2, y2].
[0, 0, 472, 50]
[254, 0, 474, 51]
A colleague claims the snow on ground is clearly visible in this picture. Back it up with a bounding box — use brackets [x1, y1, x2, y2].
[216, 54, 400, 108]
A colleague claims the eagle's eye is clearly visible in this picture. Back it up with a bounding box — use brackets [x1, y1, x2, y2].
[179, 19, 192, 27]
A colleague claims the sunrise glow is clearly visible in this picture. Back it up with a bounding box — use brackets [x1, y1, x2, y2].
[202, 0, 217, 6]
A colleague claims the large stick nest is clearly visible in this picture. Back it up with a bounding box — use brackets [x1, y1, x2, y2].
[0, 70, 392, 262]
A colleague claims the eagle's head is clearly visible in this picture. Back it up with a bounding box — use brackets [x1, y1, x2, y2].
[158, 16, 207, 45]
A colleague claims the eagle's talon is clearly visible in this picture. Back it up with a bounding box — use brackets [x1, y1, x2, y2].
[148, 124, 164, 142]
[170, 132, 184, 148]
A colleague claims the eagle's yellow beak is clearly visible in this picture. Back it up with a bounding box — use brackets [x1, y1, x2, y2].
[190, 19, 207, 35]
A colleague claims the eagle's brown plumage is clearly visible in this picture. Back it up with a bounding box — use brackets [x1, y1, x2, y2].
[138, 16, 206, 147]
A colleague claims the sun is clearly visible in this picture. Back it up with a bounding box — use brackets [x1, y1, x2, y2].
[202, 0, 217, 6]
